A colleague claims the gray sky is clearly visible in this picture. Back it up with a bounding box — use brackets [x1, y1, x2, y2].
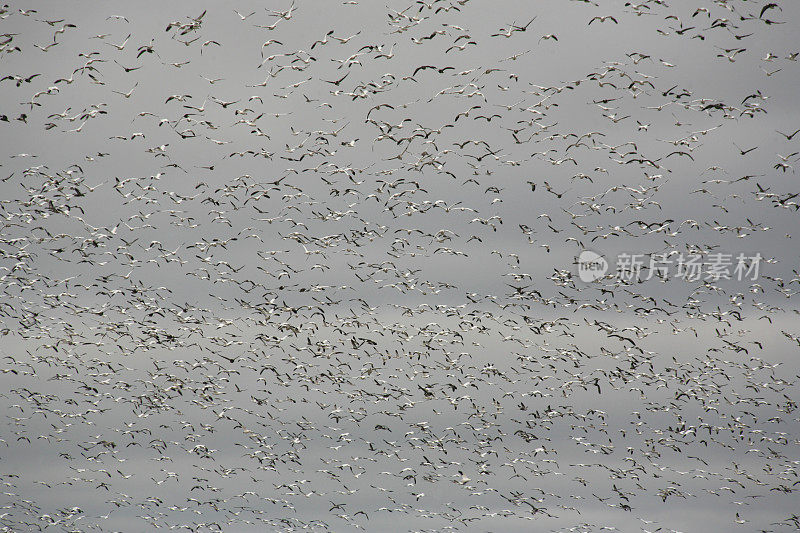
[1, 0, 799, 531]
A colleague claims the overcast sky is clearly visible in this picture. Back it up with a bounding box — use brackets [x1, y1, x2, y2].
[1, 1, 799, 532]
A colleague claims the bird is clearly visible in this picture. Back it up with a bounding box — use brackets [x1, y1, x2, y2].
[777, 128, 800, 141]
[111, 82, 137, 98]
[105, 33, 130, 50]
[733, 143, 757, 155]
[233, 9, 256, 20]
[589, 15, 618, 25]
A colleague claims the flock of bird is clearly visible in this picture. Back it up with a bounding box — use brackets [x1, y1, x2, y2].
[0, 0, 799, 531]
